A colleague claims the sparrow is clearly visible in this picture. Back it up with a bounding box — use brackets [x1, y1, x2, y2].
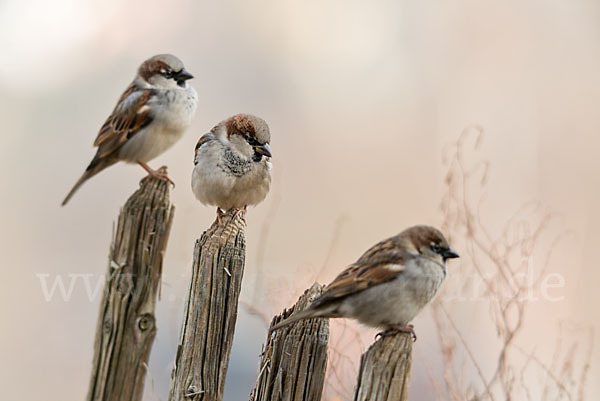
[271, 225, 459, 340]
[191, 113, 272, 214]
[62, 54, 198, 206]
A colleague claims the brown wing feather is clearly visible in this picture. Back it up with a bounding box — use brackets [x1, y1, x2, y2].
[93, 83, 154, 158]
[311, 244, 412, 309]
[62, 84, 154, 206]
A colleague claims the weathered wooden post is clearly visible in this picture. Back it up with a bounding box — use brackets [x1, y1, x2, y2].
[253, 283, 413, 401]
[87, 168, 175, 401]
[168, 211, 247, 401]
[251, 283, 329, 401]
[353, 333, 413, 401]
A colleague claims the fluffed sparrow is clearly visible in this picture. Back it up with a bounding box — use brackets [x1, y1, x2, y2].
[191, 113, 272, 213]
[62, 54, 198, 206]
[271, 225, 459, 340]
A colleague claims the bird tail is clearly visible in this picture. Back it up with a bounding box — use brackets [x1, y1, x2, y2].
[270, 308, 328, 331]
[61, 158, 115, 206]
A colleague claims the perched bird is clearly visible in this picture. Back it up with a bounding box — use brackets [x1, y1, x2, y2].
[271, 225, 459, 340]
[191, 113, 272, 214]
[62, 54, 198, 206]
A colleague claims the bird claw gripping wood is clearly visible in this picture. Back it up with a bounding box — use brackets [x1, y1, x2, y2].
[375, 324, 417, 342]
[139, 163, 175, 187]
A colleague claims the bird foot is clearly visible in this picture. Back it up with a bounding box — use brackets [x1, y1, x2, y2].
[215, 206, 247, 225]
[151, 171, 175, 187]
[138, 162, 175, 187]
[216, 208, 227, 225]
[375, 324, 417, 342]
[232, 206, 247, 220]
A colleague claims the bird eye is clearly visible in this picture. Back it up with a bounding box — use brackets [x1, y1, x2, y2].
[245, 134, 260, 146]
[161, 69, 174, 79]
[431, 243, 442, 253]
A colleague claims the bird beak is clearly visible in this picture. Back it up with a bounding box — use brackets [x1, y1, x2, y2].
[175, 68, 194, 82]
[443, 247, 460, 260]
[254, 143, 272, 158]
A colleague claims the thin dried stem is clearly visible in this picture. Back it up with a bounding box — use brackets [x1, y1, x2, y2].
[433, 129, 592, 401]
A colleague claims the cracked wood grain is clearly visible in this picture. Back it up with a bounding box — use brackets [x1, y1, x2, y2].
[87, 168, 175, 401]
[353, 332, 412, 401]
[168, 211, 247, 401]
[251, 283, 329, 401]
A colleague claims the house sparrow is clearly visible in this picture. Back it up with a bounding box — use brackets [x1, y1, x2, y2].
[191, 114, 272, 214]
[62, 54, 198, 206]
[271, 225, 459, 340]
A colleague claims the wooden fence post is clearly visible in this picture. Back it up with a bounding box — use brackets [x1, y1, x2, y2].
[168, 211, 247, 401]
[87, 169, 175, 401]
[250, 283, 329, 401]
[85, 172, 413, 401]
[353, 333, 413, 401]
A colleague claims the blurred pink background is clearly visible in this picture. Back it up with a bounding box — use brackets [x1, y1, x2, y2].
[1, 1, 598, 400]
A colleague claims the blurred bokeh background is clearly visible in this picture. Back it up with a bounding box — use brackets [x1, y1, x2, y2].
[1, 0, 599, 400]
